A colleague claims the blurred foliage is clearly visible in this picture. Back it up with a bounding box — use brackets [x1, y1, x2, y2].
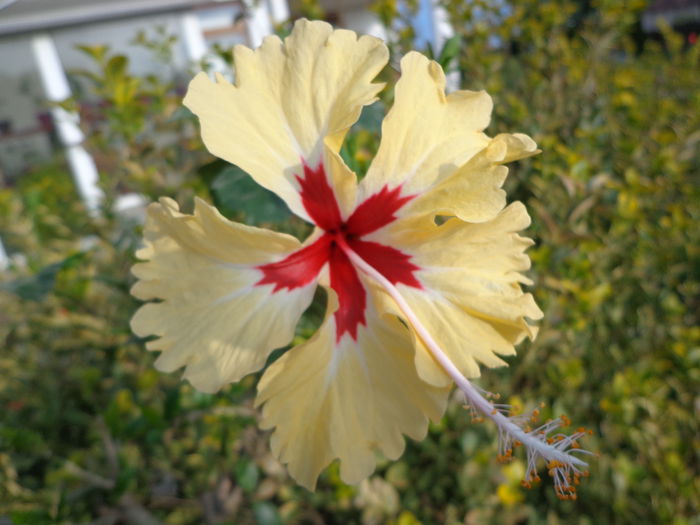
[1, 2, 700, 523]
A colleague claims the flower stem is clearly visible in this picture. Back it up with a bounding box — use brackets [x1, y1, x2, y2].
[338, 237, 591, 499]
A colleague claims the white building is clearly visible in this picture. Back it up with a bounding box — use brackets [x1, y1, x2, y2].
[0, 0, 263, 178]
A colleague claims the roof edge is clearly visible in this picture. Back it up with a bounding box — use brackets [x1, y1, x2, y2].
[0, 0, 231, 37]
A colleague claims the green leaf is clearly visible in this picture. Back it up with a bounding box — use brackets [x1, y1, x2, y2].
[75, 44, 109, 63]
[235, 459, 259, 493]
[105, 55, 128, 80]
[205, 162, 291, 225]
[437, 35, 461, 70]
[163, 387, 181, 421]
[356, 100, 384, 133]
[0, 253, 84, 301]
[253, 502, 283, 525]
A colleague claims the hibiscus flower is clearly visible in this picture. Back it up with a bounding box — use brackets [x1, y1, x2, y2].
[131, 19, 590, 498]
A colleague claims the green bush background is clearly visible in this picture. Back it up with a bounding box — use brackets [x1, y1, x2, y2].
[1, 1, 698, 523]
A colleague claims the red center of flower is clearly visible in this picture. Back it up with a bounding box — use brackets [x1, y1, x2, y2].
[256, 161, 422, 341]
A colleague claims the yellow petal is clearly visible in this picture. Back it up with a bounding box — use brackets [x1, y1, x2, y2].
[364, 202, 543, 387]
[359, 52, 492, 203]
[256, 286, 449, 489]
[130, 198, 316, 393]
[183, 19, 387, 221]
[404, 133, 539, 223]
